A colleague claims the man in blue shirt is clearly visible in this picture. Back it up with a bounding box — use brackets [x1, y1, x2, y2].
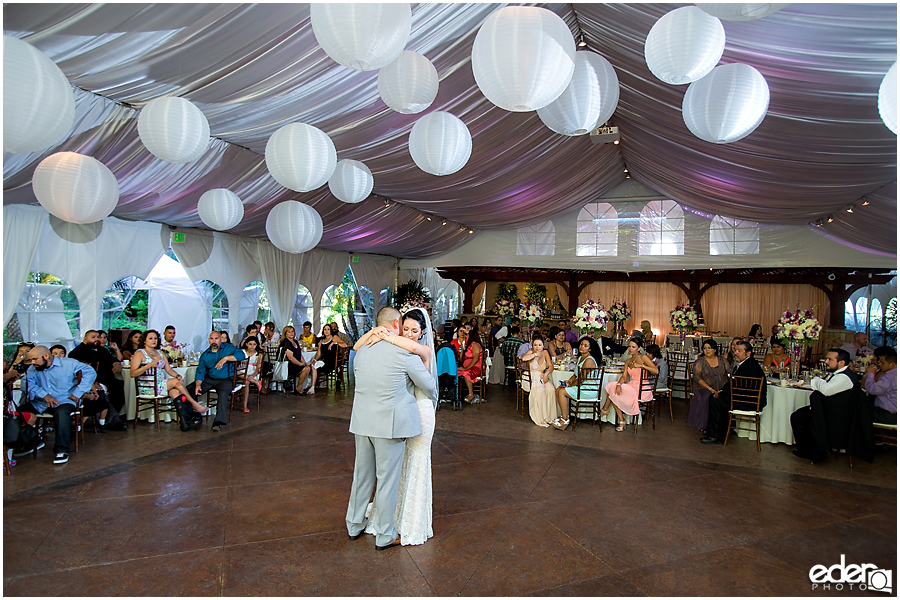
[189, 331, 246, 432]
[22, 345, 96, 464]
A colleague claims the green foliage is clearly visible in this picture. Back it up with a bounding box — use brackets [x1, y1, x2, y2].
[524, 282, 547, 305]
[395, 279, 431, 306]
[496, 282, 518, 302]
[886, 298, 897, 334]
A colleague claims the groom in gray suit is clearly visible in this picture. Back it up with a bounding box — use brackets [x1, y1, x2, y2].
[346, 307, 437, 550]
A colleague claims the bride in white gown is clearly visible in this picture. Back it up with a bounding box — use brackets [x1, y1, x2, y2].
[352, 307, 437, 546]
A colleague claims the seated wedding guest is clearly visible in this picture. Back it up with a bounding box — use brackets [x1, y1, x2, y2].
[446, 318, 462, 342]
[315, 323, 349, 381]
[597, 334, 628, 359]
[279, 326, 313, 395]
[725, 336, 743, 365]
[263, 321, 279, 347]
[640, 320, 653, 342]
[299, 321, 316, 346]
[329, 321, 353, 347]
[703, 341, 766, 444]
[790, 348, 858, 460]
[603, 337, 659, 432]
[490, 319, 503, 341]
[68, 330, 128, 428]
[499, 326, 524, 373]
[558, 319, 578, 345]
[451, 326, 466, 356]
[458, 327, 483, 402]
[219, 331, 232, 345]
[480, 317, 493, 341]
[520, 335, 556, 427]
[547, 327, 573, 360]
[748, 324, 763, 338]
[468, 317, 478, 331]
[841, 332, 874, 359]
[5, 343, 34, 385]
[645, 344, 668, 391]
[864, 346, 897, 424]
[21, 345, 96, 464]
[554, 337, 604, 431]
[131, 329, 207, 416]
[239, 337, 263, 413]
[97, 330, 124, 364]
[161, 325, 181, 352]
[763, 340, 792, 374]
[253, 320, 263, 337]
[189, 331, 246, 431]
[240, 323, 261, 348]
[49, 345, 67, 358]
[121, 329, 143, 361]
[687, 339, 729, 433]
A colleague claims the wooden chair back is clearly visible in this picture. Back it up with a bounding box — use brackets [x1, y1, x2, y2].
[729, 375, 765, 412]
[751, 339, 768, 362]
[575, 366, 603, 400]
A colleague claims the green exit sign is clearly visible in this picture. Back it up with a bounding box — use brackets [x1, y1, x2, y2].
[352, 256, 360, 263]
[172, 232, 186, 243]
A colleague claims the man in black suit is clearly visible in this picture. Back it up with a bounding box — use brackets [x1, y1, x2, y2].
[597, 336, 628, 359]
[790, 348, 860, 462]
[702, 340, 766, 444]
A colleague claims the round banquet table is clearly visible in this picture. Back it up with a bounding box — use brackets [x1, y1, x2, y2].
[119, 365, 198, 422]
[733, 381, 812, 445]
[549, 366, 641, 425]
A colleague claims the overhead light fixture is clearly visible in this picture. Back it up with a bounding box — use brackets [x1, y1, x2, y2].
[625, 172, 630, 178]
[441, 219, 447, 226]
[846, 205, 854, 213]
[468, 228, 474, 234]
[613, 139, 620, 144]
[623, 168, 629, 173]
[383, 197, 392, 207]
[827, 214, 834, 223]
[577, 34, 587, 48]
[459, 225, 467, 231]
[425, 214, 432, 221]
[862, 196, 870, 206]
[590, 125, 619, 145]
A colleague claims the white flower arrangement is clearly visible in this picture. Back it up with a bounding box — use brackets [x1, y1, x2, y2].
[493, 299, 515, 317]
[573, 299, 608, 334]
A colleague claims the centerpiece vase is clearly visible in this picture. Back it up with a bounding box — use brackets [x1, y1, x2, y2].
[679, 329, 686, 349]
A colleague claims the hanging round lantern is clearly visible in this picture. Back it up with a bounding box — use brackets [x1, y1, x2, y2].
[537, 51, 620, 136]
[32, 152, 119, 224]
[471, 6, 576, 112]
[3, 35, 76, 154]
[408, 111, 472, 176]
[310, 3, 411, 71]
[377, 50, 439, 114]
[682, 63, 770, 144]
[265, 201, 323, 254]
[329, 159, 374, 204]
[265, 123, 337, 192]
[198, 189, 244, 231]
[644, 6, 725, 85]
[878, 62, 897, 135]
[695, 3, 788, 21]
[137, 96, 210, 163]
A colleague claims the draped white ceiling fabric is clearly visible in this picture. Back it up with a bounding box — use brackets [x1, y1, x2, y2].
[3, 3, 896, 259]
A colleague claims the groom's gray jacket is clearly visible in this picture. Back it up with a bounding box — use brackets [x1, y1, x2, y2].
[349, 343, 437, 439]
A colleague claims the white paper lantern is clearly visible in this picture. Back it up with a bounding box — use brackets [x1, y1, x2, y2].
[310, 3, 411, 71]
[3, 35, 75, 154]
[32, 152, 119, 224]
[265, 123, 337, 192]
[408, 111, 472, 176]
[137, 96, 210, 164]
[198, 189, 244, 231]
[537, 51, 620, 136]
[682, 63, 770, 143]
[377, 51, 439, 114]
[471, 6, 576, 112]
[645, 6, 726, 85]
[329, 159, 374, 204]
[695, 3, 788, 21]
[265, 201, 323, 254]
[878, 62, 897, 135]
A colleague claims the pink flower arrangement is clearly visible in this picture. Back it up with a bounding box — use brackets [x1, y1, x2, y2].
[776, 307, 822, 346]
[573, 299, 608, 334]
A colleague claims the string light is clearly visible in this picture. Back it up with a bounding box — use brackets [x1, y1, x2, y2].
[441, 219, 447, 226]
[425, 214, 432, 221]
[827, 214, 834, 223]
[846, 205, 854, 213]
[861, 196, 870, 206]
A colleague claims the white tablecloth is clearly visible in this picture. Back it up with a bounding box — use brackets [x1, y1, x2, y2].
[734, 382, 811, 445]
[548, 368, 640, 425]
[120, 365, 197, 422]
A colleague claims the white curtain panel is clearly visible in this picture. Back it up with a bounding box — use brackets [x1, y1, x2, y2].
[3, 204, 46, 325]
[300, 249, 351, 332]
[256, 240, 304, 331]
[351, 254, 397, 314]
[146, 254, 211, 352]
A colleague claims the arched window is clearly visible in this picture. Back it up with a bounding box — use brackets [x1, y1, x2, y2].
[358, 285, 376, 331]
[290, 284, 313, 330]
[710, 216, 759, 255]
[101, 275, 149, 332]
[854, 297, 869, 332]
[4, 271, 80, 358]
[638, 200, 684, 255]
[195, 280, 229, 333]
[516, 220, 555, 256]
[320, 267, 364, 340]
[379, 286, 393, 312]
[577, 203, 618, 256]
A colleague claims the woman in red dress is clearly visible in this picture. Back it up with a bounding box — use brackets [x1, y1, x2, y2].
[457, 328, 483, 402]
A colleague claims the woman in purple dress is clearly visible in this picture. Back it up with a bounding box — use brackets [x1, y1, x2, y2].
[686, 339, 730, 432]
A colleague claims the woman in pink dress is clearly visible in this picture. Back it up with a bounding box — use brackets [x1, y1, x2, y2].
[602, 337, 659, 431]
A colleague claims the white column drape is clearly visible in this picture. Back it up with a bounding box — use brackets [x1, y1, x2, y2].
[256, 241, 304, 332]
[351, 254, 398, 315]
[3, 205, 46, 326]
[301, 249, 350, 332]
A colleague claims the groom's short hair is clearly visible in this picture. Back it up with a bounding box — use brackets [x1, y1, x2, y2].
[377, 307, 401, 327]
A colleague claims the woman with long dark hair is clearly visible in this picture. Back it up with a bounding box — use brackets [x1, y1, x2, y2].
[553, 336, 604, 430]
[603, 337, 659, 432]
[458, 327, 484, 402]
[130, 329, 206, 414]
[686, 339, 730, 432]
[121, 329, 142, 361]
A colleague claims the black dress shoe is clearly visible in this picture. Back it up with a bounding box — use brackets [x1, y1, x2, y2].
[792, 449, 814, 461]
[349, 531, 363, 541]
[375, 537, 401, 551]
[96, 422, 107, 433]
[107, 421, 128, 431]
[700, 437, 722, 444]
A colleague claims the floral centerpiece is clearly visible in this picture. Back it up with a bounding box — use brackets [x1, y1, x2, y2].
[399, 299, 429, 315]
[670, 303, 700, 331]
[776, 307, 822, 346]
[161, 340, 187, 364]
[493, 298, 516, 318]
[518, 300, 543, 324]
[607, 300, 631, 323]
[573, 299, 608, 336]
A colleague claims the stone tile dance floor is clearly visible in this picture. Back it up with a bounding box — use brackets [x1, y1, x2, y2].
[3, 384, 896, 596]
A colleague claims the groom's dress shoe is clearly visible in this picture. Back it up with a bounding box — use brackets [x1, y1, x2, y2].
[375, 537, 401, 551]
[349, 531, 363, 541]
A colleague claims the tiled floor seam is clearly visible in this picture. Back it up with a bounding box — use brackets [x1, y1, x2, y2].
[451, 509, 520, 596]
[5, 545, 228, 577]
